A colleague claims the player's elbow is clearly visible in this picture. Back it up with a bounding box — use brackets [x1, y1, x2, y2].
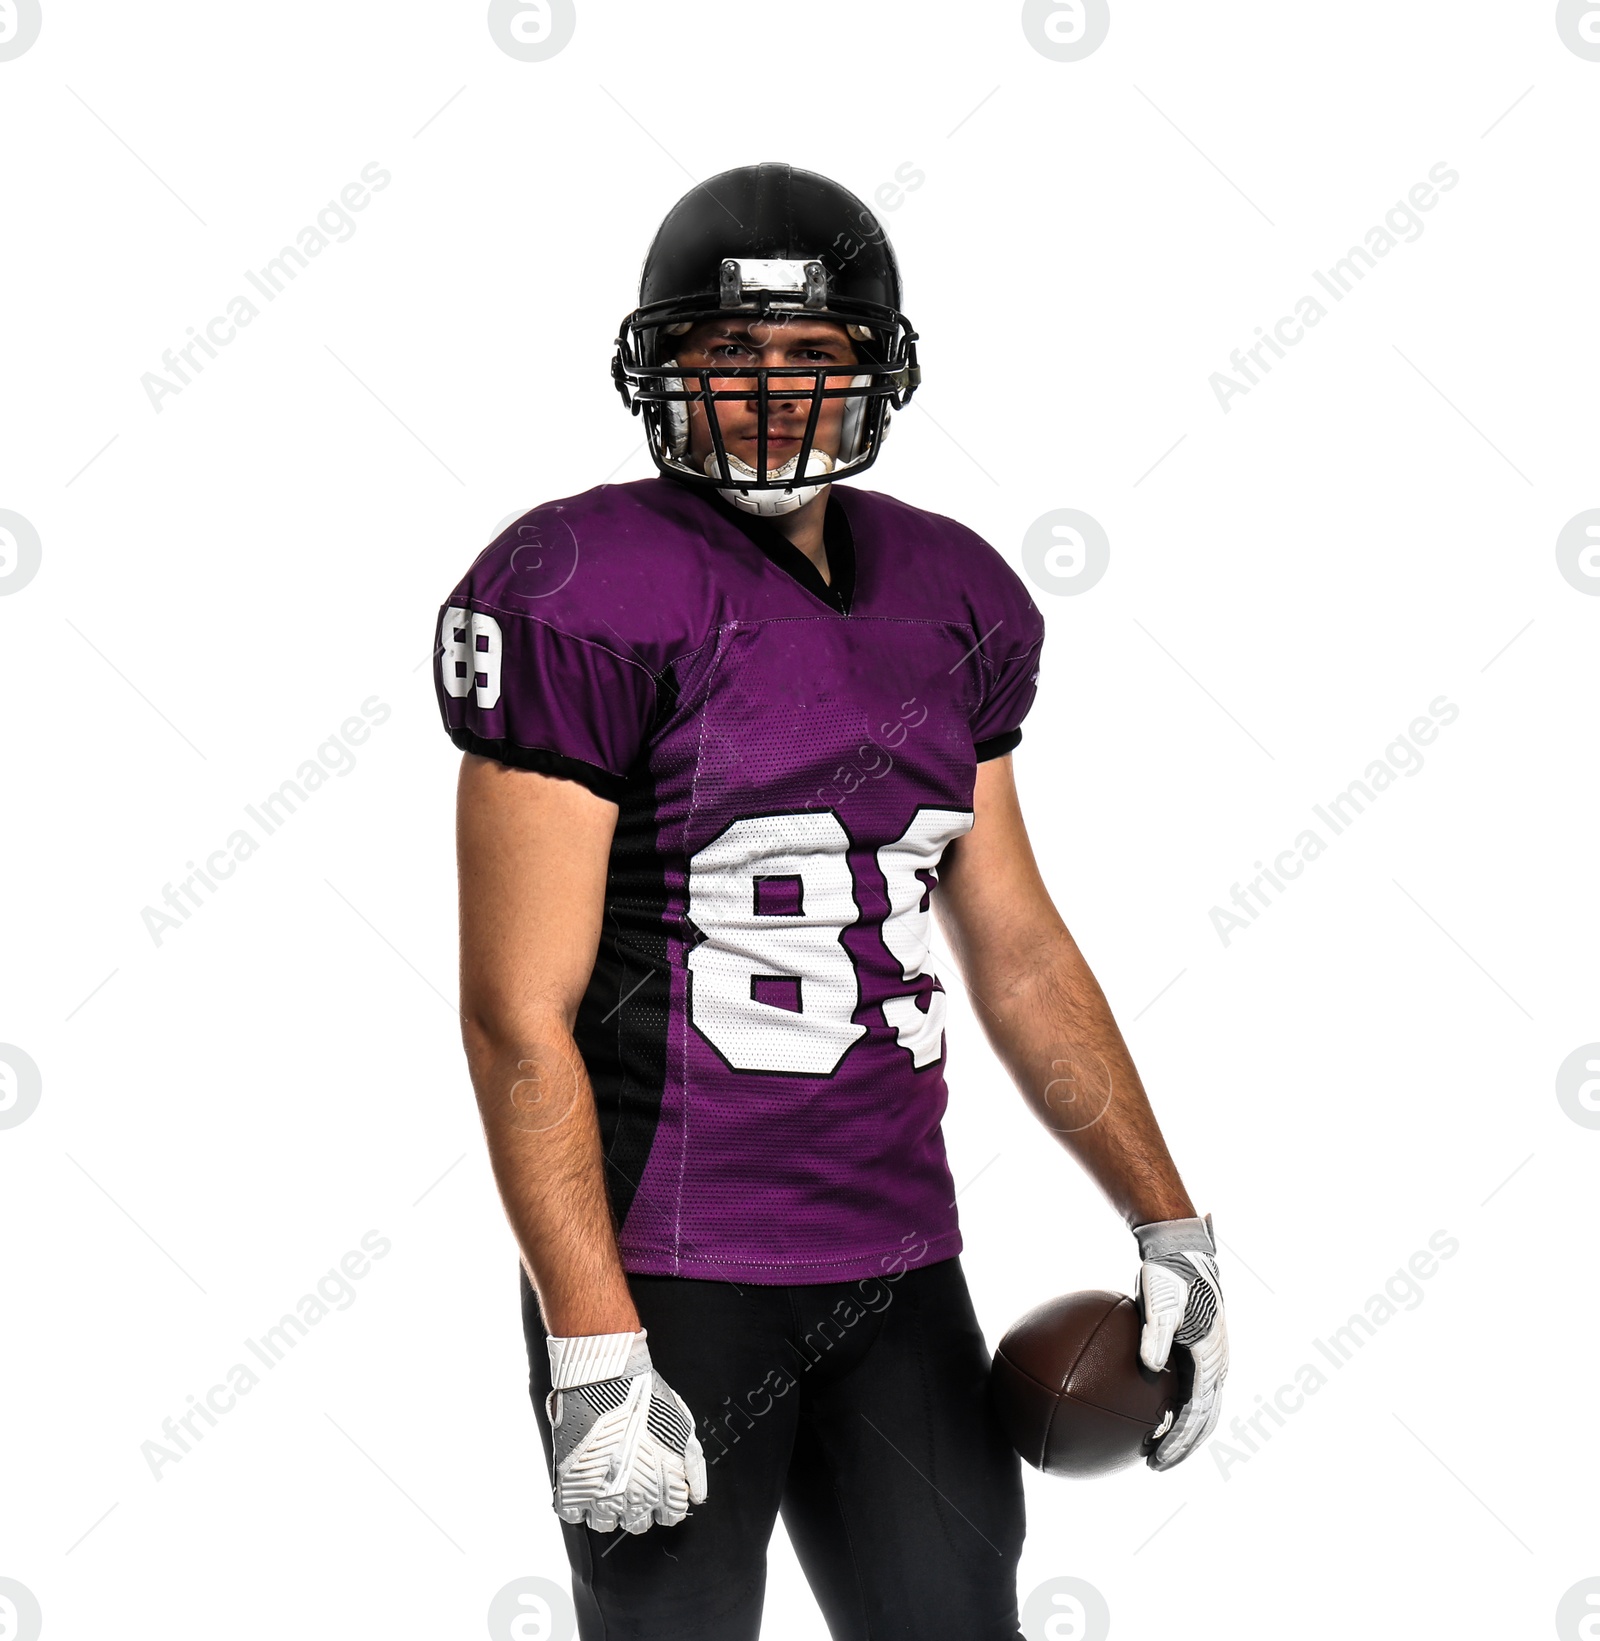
[459, 998, 580, 1087]
[964, 917, 1081, 1019]
[459, 1003, 590, 1137]
[460, 997, 574, 1061]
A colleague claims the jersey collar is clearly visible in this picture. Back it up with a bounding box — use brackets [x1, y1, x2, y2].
[677, 482, 856, 616]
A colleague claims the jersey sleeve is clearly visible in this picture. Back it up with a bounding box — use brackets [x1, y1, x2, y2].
[433, 498, 669, 807]
[436, 604, 658, 800]
[970, 569, 1046, 761]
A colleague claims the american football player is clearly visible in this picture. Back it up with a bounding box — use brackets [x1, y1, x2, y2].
[439, 162, 1225, 1640]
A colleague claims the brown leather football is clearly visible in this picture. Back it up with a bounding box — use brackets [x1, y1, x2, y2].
[990, 1289, 1180, 1477]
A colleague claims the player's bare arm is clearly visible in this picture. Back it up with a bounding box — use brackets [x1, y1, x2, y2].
[457, 753, 707, 1534]
[936, 750, 1228, 1469]
[455, 753, 639, 1337]
[933, 752, 1195, 1228]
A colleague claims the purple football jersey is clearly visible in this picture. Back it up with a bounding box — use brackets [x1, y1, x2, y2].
[436, 477, 1045, 1284]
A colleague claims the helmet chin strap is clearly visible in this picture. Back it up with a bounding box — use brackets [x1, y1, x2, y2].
[708, 448, 837, 517]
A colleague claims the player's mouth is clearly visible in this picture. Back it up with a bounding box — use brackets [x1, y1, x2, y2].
[732, 429, 805, 453]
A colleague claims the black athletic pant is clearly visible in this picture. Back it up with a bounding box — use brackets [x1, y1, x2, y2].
[521, 1256, 1027, 1640]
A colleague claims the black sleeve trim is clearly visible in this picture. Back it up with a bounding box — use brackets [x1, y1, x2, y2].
[974, 727, 1023, 762]
[449, 727, 628, 803]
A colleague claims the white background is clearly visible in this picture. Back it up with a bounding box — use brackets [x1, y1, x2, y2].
[3, 2, 1597, 1637]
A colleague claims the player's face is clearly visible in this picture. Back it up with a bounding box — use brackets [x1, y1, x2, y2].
[672, 317, 859, 478]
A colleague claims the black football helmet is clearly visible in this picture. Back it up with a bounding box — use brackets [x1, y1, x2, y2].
[612, 162, 920, 511]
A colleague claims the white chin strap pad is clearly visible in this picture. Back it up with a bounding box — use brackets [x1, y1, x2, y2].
[709, 448, 837, 517]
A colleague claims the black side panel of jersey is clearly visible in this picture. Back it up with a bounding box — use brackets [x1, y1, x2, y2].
[572, 703, 675, 1238]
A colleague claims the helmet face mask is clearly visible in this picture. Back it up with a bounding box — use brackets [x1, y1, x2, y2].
[612, 166, 920, 510]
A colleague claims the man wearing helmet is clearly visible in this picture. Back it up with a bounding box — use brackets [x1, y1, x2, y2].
[439, 163, 1226, 1640]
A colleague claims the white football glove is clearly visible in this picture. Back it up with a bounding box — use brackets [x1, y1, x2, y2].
[545, 1329, 707, 1533]
[1134, 1213, 1228, 1471]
